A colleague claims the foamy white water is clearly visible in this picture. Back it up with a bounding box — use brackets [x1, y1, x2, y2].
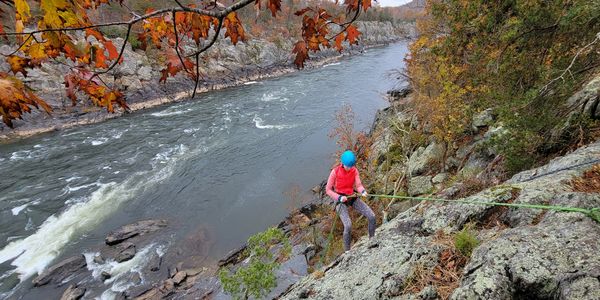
[11, 204, 29, 216]
[0, 143, 197, 281]
[253, 115, 294, 130]
[150, 108, 192, 117]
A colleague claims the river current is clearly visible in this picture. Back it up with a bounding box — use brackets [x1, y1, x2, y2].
[0, 42, 408, 299]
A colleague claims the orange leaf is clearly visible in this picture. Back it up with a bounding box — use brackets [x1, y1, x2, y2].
[292, 41, 308, 69]
[345, 24, 360, 45]
[223, 12, 245, 45]
[0, 73, 52, 128]
[85, 28, 105, 42]
[7, 56, 31, 77]
[103, 40, 119, 60]
[267, 0, 281, 17]
[295, 7, 312, 16]
[63, 42, 79, 61]
[361, 0, 371, 11]
[334, 33, 345, 52]
[93, 47, 108, 68]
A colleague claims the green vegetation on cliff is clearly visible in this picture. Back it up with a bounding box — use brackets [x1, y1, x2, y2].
[407, 0, 600, 173]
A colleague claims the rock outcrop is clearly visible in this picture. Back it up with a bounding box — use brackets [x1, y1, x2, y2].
[281, 141, 600, 299]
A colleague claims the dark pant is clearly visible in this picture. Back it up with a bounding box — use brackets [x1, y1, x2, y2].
[335, 198, 376, 251]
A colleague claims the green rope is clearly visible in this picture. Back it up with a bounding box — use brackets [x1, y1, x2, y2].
[364, 193, 600, 224]
[319, 212, 338, 267]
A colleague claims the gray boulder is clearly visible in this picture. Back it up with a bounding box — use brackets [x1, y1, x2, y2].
[408, 142, 445, 176]
[115, 242, 136, 263]
[472, 108, 495, 130]
[408, 176, 433, 196]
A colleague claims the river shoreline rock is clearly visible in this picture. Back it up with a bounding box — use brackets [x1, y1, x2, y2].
[105, 219, 167, 245]
[32, 255, 87, 287]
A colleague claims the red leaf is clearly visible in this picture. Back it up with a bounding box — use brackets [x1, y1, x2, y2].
[345, 24, 360, 45]
[334, 33, 345, 52]
[292, 41, 308, 69]
[85, 28, 105, 42]
[104, 40, 119, 60]
[93, 46, 108, 68]
[295, 7, 312, 16]
[361, 0, 371, 11]
[267, 0, 281, 17]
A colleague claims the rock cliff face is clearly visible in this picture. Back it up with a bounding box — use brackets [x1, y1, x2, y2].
[0, 21, 412, 140]
[280, 140, 600, 299]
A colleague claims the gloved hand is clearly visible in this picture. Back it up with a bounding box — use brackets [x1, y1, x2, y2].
[361, 190, 368, 198]
[339, 196, 348, 203]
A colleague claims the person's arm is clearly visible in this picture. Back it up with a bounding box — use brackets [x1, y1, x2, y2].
[354, 168, 366, 194]
[326, 169, 341, 201]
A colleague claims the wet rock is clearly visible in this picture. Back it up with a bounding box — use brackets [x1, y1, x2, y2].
[268, 254, 309, 298]
[160, 279, 176, 295]
[32, 255, 87, 287]
[135, 287, 162, 300]
[92, 255, 104, 264]
[60, 284, 85, 300]
[387, 86, 412, 99]
[105, 219, 167, 245]
[148, 252, 163, 272]
[115, 242, 136, 263]
[172, 271, 187, 285]
[218, 244, 247, 267]
[101, 271, 111, 281]
[408, 176, 433, 196]
[183, 267, 205, 277]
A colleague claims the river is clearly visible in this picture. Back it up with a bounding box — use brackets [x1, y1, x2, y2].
[0, 42, 408, 299]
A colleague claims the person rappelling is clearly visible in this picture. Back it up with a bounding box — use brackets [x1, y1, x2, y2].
[325, 150, 376, 252]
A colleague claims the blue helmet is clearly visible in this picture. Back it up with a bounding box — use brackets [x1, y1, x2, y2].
[341, 150, 356, 167]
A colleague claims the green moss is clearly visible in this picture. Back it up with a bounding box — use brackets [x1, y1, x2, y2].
[454, 228, 479, 257]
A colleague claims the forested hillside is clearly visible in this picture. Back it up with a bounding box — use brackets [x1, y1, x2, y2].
[407, 0, 600, 174]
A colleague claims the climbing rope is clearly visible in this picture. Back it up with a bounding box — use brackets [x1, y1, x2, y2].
[363, 193, 600, 224]
[319, 212, 338, 267]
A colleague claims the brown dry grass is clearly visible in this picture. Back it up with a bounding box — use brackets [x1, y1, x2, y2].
[402, 231, 468, 300]
[571, 164, 600, 193]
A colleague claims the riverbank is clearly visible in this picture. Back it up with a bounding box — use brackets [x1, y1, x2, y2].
[0, 42, 410, 299]
[0, 21, 413, 142]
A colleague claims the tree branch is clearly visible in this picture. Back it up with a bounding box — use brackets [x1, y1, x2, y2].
[539, 32, 600, 95]
[191, 17, 224, 97]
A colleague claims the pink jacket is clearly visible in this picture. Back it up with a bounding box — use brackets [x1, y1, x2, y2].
[325, 165, 366, 201]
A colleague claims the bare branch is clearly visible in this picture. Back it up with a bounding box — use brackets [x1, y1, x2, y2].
[539, 32, 600, 95]
[1, 33, 33, 56]
[327, 5, 361, 43]
[172, 10, 193, 76]
[191, 17, 224, 97]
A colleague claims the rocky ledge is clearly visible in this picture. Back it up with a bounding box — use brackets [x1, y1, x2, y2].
[280, 140, 600, 299]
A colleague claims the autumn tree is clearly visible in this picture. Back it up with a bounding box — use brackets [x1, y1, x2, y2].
[407, 0, 600, 173]
[0, 0, 370, 127]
